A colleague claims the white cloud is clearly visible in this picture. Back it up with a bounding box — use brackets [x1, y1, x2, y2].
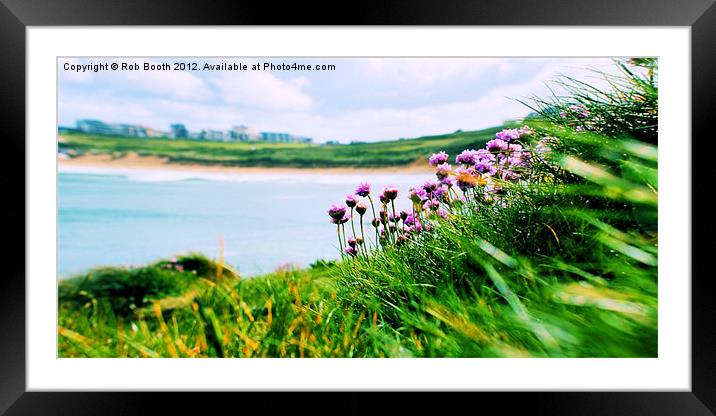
[212, 71, 313, 111]
[59, 57, 630, 141]
[364, 58, 515, 86]
[250, 59, 626, 142]
[289, 76, 311, 89]
[111, 59, 213, 101]
[59, 92, 154, 125]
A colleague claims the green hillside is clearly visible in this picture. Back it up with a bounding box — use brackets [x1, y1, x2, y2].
[59, 125, 513, 168]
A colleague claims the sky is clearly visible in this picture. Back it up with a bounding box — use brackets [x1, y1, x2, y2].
[58, 57, 624, 143]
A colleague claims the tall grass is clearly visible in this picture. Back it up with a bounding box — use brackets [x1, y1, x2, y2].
[58, 59, 657, 358]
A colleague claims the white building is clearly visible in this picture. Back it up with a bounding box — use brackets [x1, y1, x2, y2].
[229, 125, 259, 141]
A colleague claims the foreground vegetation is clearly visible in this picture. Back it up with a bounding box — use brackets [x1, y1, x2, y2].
[59, 126, 507, 169]
[59, 59, 657, 357]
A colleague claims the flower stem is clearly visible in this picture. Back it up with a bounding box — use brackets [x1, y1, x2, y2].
[391, 200, 402, 237]
[341, 223, 347, 249]
[350, 207, 358, 242]
[337, 224, 344, 258]
[359, 215, 368, 255]
[367, 195, 379, 248]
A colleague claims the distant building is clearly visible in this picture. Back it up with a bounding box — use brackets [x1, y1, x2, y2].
[76, 119, 147, 137]
[144, 127, 169, 138]
[259, 132, 312, 144]
[116, 124, 147, 137]
[58, 126, 80, 134]
[260, 132, 292, 143]
[229, 125, 259, 141]
[199, 129, 225, 141]
[73, 119, 311, 143]
[170, 123, 189, 139]
[76, 119, 117, 135]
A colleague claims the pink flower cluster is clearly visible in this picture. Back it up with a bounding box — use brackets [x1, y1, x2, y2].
[327, 126, 556, 258]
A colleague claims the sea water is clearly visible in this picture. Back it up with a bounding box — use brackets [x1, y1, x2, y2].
[58, 166, 431, 279]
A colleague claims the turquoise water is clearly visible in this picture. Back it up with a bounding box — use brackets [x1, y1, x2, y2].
[58, 166, 429, 279]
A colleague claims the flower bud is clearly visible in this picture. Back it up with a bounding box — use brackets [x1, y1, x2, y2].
[383, 186, 399, 200]
[345, 194, 358, 208]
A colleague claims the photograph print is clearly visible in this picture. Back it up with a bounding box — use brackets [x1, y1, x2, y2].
[57, 57, 658, 358]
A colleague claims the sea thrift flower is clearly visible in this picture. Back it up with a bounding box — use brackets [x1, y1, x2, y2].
[330, 215, 350, 225]
[507, 143, 523, 153]
[396, 235, 408, 245]
[503, 155, 526, 168]
[371, 218, 381, 228]
[345, 194, 358, 208]
[379, 192, 387, 204]
[518, 125, 534, 136]
[428, 151, 449, 166]
[355, 202, 367, 215]
[355, 182, 371, 197]
[569, 104, 590, 118]
[440, 176, 455, 188]
[486, 139, 509, 153]
[384, 186, 399, 200]
[433, 186, 448, 201]
[399, 210, 409, 221]
[344, 246, 358, 257]
[422, 180, 438, 193]
[457, 177, 475, 191]
[408, 187, 423, 204]
[455, 166, 475, 190]
[404, 215, 416, 226]
[435, 163, 451, 180]
[327, 204, 347, 220]
[496, 128, 521, 142]
[414, 220, 431, 233]
[475, 149, 494, 162]
[501, 170, 519, 181]
[474, 160, 496, 175]
[355, 237, 364, 245]
[455, 149, 479, 165]
[347, 237, 357, 248]
[519, 151, 533, 165]
[423, 199, 440, 211]
[575, 125, 585, 132]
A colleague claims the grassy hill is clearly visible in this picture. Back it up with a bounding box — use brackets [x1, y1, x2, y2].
[59, 125, 512, 168]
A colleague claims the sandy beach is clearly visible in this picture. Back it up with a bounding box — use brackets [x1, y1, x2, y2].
[58, 152, 433, 175]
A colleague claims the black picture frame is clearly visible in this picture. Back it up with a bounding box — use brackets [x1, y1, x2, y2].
[1, 0, 713, 413]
